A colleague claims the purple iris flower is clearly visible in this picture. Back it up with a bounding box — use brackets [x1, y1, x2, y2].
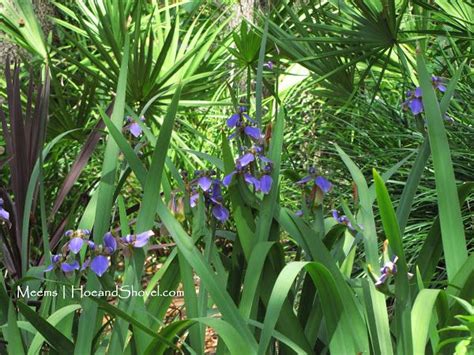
[44, 254, 61, 272]
[66, 229, 91, 254]
[227, 113, 240, 128]
[223, 148, 273, 195]
[209, 180, 230, 222]
[403, 88, 423, 115]
[226, 106, 259, 141]
[403, 76, 448, 115]
[125, 116, 145, 138]
[295, 210, 304, 217]
[103, 232, 117, 254]
[0, 198, 10, 224]
[222, 152, 254, 186]
[296, 167, 317, 184]
[332, 210, 354, 230]
[226, 106, 255, 128]
[432, 76, 446, 92]
[80, 233, 118, 277]
[190, 178, 229, 222]
[44, 254, 79, 273]
[192, 170, 216, 192]
[263, 61, 273, 70]
[297, 167, 332, 194]
[68, 238, 84, 254]
[121, 230, 154, 248]
[375, 256, 398, 286]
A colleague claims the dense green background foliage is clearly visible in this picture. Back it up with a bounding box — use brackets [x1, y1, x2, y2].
[0, 0, 472, 353]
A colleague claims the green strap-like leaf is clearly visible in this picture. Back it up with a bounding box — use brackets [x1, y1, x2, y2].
[256, 108, 285, 243]
[416, 53, 467, 281]
[17, 301, 74, 353]
[335, 144, 379, 268]
[75, 36, 130, 355]
[28, 305, 81, 355]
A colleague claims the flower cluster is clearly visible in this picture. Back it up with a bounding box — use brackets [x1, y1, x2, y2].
[224, 107, 273, 194]
[45, 229, 154, 277]
[403, 75, 447, 115]
[189, 170, 229, 222]
[0, 198, 10, 226]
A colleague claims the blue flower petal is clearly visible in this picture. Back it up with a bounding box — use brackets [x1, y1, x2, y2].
[375, 273, 388, 286]
[90, 255, 109, 277]
[61, 261, 79, 273]
[226, 113, 240, 128]
[259, 175, 272, 194]
[223, 171, 237, 187]
[134, 230, 154, 248]
[296, 175, 313, 185]
[44, 264, 54, 272]
[237, 152, 255, 167]
[129, 122, 142, 137]
[212, 204, 229, 222]
[197, 176, 212, 192]
[244, 126, 263, 141]
[68, 237, 84, 254]
[244, 173, 260, 190]
[315, 176, 332, 193]
[104, 232, 117, 254]
[190, 192, 200, 208]
[409, 98, 423, 115]
[0, 207, 10, 222]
